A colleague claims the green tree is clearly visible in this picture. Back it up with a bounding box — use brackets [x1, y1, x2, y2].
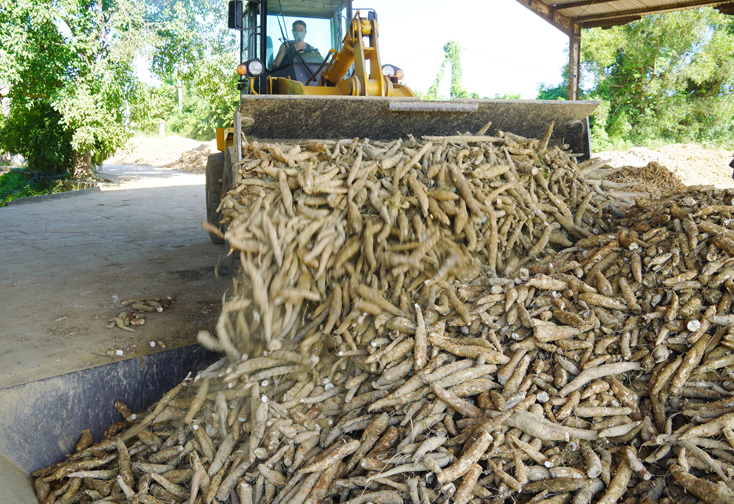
[494, 92, 522, 100]
[536, 83, 567, 101]
[534, 65, 618, 150]
[580, 8, 734, 147]
[147, 0, 233, 80]
[536, 63, 569, 101]
[424, 41, 479, 100]
[144, 0, 239, 138]
[0, 103, 73, 173]
[0, 0, 153, 177]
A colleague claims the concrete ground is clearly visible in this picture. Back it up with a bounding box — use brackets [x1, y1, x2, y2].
[0, 164, 231, 390]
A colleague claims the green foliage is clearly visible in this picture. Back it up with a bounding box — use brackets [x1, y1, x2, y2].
[586, 97, 634, 151]
[0, 0, 152, 177]
[133, 68, 239, 141]
[425, 41, 479, 100]
[0, 170, 69, 207]
[494, 92, 522, 100]
[162, 85, 229, 140]
[0, 0, 240, 176]
[535, 9, 734, 150]
[579, 8, 734, 148]
[536, 82, 567, 101]
[0, 172, 30, 201]
[143, 0, 239, 139]
[146, 0, 235, 82]
[187, 53, 240, 134]
[0, 103, 73, 174]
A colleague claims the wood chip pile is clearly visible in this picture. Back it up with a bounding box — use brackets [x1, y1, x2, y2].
[32, 129, 734, 504]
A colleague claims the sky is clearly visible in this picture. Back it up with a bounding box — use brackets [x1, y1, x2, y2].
[362, 0, 570, 99]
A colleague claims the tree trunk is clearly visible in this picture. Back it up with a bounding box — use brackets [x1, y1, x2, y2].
[71, 150, 93, 179]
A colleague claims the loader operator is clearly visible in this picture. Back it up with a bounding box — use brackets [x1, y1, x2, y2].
[270, 20, 319, 69]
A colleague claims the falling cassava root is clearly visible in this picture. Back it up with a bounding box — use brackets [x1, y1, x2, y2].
[33, 126, 734, 504]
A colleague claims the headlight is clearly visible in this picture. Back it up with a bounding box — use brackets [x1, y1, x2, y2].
[247, 59, 264, 76]
[382, 64, 404, 80]
[237, 59, 264, 77]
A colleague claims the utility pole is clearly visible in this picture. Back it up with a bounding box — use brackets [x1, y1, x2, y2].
[0, 84, 9, 117]
[177, 79, 183, 111]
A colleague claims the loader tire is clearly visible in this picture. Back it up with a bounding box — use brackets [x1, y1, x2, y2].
[222, 147, 235, 202]
[205, 152, 225, 244]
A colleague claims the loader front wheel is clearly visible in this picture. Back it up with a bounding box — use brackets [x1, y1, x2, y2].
[205, 152, 225, 244]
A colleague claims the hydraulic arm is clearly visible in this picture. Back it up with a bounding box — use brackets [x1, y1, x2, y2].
[273, 12, 414, 97]
[320, 12, 412, 96]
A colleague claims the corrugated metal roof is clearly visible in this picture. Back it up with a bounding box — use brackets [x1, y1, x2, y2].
[517, 0, 734, 34]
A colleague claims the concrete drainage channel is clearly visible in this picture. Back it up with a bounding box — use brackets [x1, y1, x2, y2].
[0, 345, 220, 503]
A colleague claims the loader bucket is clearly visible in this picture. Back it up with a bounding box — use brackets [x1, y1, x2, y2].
[240, 95, 598, 160]
[0, 345, 220, 503]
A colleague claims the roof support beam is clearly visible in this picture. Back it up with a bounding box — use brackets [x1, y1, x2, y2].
[583, 15, 642, 27]
[515, 0, 577, 36]
[576, 0, 734, 22]
[554, 0, 621, 10]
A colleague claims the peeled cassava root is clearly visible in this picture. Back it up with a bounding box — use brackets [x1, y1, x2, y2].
[106, 297, 175, 332]
[33, 127, 734, 504]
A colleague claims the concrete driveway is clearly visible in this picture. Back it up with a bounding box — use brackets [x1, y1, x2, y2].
[0, 164, 230, 390]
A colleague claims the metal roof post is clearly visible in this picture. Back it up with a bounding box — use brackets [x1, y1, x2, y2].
[568, 24, 581, 100]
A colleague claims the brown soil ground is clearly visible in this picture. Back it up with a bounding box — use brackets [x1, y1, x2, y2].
[164, 143, 218, 173]
[104, 136, 217, 172]
[607, 162, 687, 195]
[594, 144, 734, 193]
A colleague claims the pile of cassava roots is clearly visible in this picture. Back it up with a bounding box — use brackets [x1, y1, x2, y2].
[33, 125, 734, 504]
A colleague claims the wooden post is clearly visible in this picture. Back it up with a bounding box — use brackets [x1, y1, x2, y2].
[568, 23, 581, 101]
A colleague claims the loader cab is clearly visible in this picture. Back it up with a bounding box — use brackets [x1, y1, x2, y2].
[231, 0, 351, 94]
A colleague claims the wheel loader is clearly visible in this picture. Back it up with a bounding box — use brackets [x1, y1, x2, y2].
[205, 0, 598, 244]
